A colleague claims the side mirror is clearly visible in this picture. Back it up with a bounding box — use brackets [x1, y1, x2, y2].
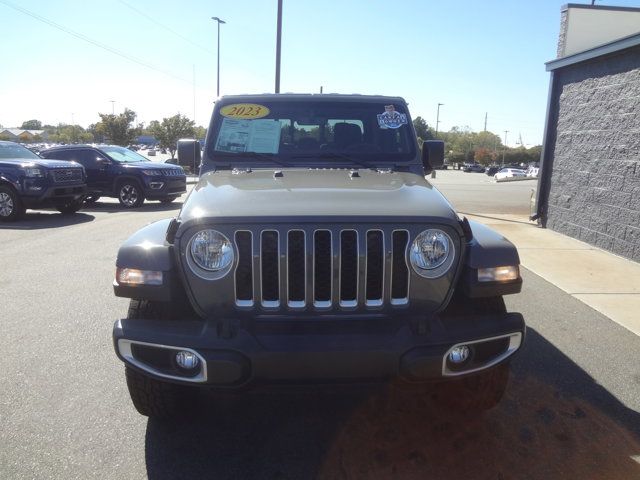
[96, 157, 110, 166]
[177, 139, 202, 173]
[421, 140, 444, 174]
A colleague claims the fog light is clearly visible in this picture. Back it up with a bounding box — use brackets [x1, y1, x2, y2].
[175, 351, 199, 370]
[448, 345, 470, 364]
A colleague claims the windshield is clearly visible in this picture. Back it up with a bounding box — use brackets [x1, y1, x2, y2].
[0, 143, 41, 160]
[208, 100, 417, 166]
[102, 146, 147, 163]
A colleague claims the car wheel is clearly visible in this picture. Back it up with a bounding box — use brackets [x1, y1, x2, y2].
[84, 195, 101, 204]
[432, 363, 510, 415]
[118, 181, 145, 208]
[0, 185, 25, 222]
[124, 299, 198, 418]
[159, 196, 177, 204]
[56, 198, 83, 215]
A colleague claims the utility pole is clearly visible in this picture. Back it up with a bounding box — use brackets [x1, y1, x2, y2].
[502, 130, 509, 165]
[435, 103, 444, 137]
[484, 112, 487, 132]
[212, 17, 226, 97]
[109, 100, 115, 115]
[275, 0, 283, 93]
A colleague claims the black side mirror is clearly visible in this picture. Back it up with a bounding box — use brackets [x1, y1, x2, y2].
[177, 139, 202, 173]
[96, 157, 110, 166]
[421, 140, 444, 174]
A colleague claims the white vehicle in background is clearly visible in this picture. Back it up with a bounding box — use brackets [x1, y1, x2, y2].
[494, 168, 527, 181]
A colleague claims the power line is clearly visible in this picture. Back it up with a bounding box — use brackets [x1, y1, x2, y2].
[0, 0, 196, 87]
[117, 0, 215, 55]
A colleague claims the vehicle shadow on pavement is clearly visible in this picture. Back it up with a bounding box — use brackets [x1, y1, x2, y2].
[0, 212, 94, 230]
[78, 201, 183, 214]
[144, 328, 640, 480]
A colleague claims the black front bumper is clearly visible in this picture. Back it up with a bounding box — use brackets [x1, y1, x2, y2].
[21, 183, 86, 208]
[143, 177, 187, 200]
[113, 312, 525, 388]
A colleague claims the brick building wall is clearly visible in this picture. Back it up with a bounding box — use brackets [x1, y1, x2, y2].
[545, 46, 640, 261]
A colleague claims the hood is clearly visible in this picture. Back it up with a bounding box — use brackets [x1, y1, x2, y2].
[122, 161, 182, 171]
[0, 158, 83, 169]
[179, 168, 458, 222]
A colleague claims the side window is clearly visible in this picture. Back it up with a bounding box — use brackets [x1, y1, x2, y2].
[45, 150, 75, 161]
[76, 150, 102, 169]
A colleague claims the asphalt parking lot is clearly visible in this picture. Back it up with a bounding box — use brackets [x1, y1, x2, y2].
[1, 174, 639, 479]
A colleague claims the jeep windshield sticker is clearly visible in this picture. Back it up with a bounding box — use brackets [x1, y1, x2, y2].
[377, 105, 408, 129]
[220, 103, 270, 120]
[215, 118, 281, 154]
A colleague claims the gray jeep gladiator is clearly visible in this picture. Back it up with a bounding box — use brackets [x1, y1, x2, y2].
[112, 94, 524, 418]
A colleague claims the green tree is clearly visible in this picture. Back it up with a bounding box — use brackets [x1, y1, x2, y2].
[413, 116, 433, 144]
[194, 125, 207, 140]
[95, 108, 141, 146]
[149, 114, 195, 158]
[20, 119, 42, 130]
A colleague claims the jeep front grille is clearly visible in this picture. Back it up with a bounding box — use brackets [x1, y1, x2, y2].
[233, 228, 410, 310]
[52, 168, 83, 183]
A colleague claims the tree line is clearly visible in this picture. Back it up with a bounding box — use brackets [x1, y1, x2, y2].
[413, 116, 541, 166]
[2, 112, 207, 159]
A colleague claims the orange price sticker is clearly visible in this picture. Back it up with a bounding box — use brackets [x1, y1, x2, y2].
[220, 103, 270, 119]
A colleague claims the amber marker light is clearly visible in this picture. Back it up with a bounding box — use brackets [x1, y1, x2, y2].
[477, 265, 520, 283]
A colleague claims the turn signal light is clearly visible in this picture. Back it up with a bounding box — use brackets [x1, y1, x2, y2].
[116, 268, 163, 286]
[477, 265, 519, 283]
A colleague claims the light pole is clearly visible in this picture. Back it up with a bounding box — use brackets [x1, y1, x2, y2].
[212, 16, 226, 98]
[502, 130, 509, 165]
[109, 100, 115, 115]
[275, 0, 283, 93]
[435, 103, 444, 137]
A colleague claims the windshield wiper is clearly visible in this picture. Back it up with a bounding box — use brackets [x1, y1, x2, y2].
[215, 151, 292, 167]
[291, 152, 373, 170]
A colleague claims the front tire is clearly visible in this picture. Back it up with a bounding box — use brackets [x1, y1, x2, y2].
[117, 181, 145, 208]
[56, 198, 83, 214]
[124, 299, 198, 418]
[433, 363, 510, 415]
[0, 185, 25, 222]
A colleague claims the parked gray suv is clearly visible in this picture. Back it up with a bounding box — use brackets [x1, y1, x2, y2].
[112, 94, 525, 418]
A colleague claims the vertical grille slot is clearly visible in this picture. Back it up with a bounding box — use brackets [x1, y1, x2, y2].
[366, 230, 384, 306]
[340, 230, 358, 306]
[314, 230, 332, 307]
[287, 230, 306, 307]
[235, 231, 253, 306]
[391, 230, 409, 303]
[261, 230, 279, 306]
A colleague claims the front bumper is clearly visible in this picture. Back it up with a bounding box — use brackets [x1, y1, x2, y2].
[142, 176, 187, 199]
[113, 312, 525, 388]
[20, 182, 86, 208]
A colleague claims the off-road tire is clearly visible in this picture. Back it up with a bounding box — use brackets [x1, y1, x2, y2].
[117, 180, 145, 208]
[0, 185, 25, 222]
[125, 366, 193, 419]
[124, 299, 198, 418]
[433, 363, 510, 415]
[56, 198, 83, 214]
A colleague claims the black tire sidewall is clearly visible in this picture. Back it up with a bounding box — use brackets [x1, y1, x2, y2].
[117, 180, 144, 208]
[0, 185, 23, 222]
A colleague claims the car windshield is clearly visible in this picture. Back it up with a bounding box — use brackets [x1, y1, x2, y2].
[101, 146, 147, 163]
[208, 100, 417, 167]
[0, 143, 41, 160]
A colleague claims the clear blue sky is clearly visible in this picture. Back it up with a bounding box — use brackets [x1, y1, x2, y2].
[1, 0, 639, 146]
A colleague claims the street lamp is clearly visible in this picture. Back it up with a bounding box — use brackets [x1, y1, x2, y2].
[435, 103, 444, 137]
[211, 16, 226, 98]
[502, 130, 509, 166]
[275, 0, 283, 93]
[109, 100, 115, 115]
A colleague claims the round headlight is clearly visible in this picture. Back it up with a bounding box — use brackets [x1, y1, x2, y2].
[189, 229, 234, 272]
[410, 229, 454, 277]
